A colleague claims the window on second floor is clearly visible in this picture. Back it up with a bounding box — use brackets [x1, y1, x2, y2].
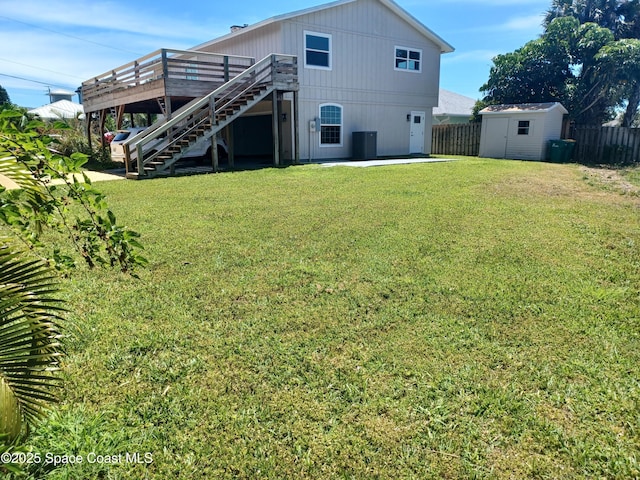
[305, 31, 332, 70]
[394, 46, 422, 72]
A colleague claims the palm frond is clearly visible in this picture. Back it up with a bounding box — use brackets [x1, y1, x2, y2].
[0, 155, 48, 212]
[0, 245, 64, 441]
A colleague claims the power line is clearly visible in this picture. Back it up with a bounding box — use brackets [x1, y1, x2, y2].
[0, 72, 76, 90]
[0, 15, 143, 56]
[0, 57, 84, 81]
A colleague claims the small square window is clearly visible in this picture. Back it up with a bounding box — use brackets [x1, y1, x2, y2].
[517, 120, 530, 135]
[395, 46, 422, 72]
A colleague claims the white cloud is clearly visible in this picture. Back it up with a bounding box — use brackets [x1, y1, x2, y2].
[0, 4, 233, 94]
[502, 14, 545, 31]
[0, 0, 226, 41]
[442, 49, 499, 64]
[445, 13, 544, 37]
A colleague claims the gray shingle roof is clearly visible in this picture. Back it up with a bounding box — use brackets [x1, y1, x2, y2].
[433, 89, 476, 116]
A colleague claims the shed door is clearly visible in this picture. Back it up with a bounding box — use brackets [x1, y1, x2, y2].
[409, 111, 426, 154]
[483, 117, 509, 158]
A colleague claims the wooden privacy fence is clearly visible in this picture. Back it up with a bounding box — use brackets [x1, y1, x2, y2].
[431, 122, 640, 164]
[569, 126, 640, 164]
[431, 123, 481, 156]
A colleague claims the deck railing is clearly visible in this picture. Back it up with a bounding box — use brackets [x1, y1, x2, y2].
[81, 49, 256, 108]
[122, 54, 297, 176]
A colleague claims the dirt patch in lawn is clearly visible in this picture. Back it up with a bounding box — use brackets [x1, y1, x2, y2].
[579, 166, 640, 196]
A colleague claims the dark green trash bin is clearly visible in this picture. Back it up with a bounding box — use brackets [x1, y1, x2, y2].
[548, 139, 576, 163]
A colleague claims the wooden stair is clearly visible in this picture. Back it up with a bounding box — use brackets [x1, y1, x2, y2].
[122, 54, 297, 179]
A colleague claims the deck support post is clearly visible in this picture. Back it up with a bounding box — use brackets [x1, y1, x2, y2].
[99, 110, 107, 148]
[210, 134, 219, 172]
[164, 96, 172, 121]
[114, 105, 125, 129]
[293, 90, 300, 164]
[272, 91, 280, 166]
[227, 125, 235, 168]
[136, 144, 145, 178]
[87, 113, 93, 151]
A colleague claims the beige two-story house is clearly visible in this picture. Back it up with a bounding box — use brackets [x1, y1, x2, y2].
[81, 0, 453, 178]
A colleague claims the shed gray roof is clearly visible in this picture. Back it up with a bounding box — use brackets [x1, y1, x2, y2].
[193, 0, 454, 54]
[480, 102, 568, 115]
[433, 89, 476, 116]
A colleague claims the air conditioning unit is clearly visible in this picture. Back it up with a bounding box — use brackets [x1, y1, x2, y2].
[352, 131, 377, 160]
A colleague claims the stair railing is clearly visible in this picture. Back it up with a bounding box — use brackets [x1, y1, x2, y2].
[123, 54, 297, 176]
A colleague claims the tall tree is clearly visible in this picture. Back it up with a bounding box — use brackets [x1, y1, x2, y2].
[545, 0, 640, 125]
[0, 85, 9, 106]
[546, 0, 626, 33]
[596, 38, 640, 124]
[479, 17, 623, 125]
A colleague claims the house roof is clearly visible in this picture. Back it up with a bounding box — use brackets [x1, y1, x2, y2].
[48, 88, 76, 96]
[480, 102, 568, 115]
[28, 100, 85, 120]
[433, 89, 476, 117]
[193, 0, 454, 54]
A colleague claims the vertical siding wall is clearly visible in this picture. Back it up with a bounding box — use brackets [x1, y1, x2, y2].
[196, 0, 445, 160]
[504, 114, 547, 160]
[197, 24, 284, 63]
[286, 0, 441, 159]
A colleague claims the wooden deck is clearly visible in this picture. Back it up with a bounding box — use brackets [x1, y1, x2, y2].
[118, 54, 299, 179]
[82, 50, 299, 179]
[81, 49, 256, 114]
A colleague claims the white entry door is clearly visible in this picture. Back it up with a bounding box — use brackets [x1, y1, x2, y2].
[409, 111, 426, 154]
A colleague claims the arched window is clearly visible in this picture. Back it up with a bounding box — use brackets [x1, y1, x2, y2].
[319, 104, 342, 146]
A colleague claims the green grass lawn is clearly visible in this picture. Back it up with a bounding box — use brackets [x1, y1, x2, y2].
[621, 165, 640, 188]
[18, 158, 640, 479]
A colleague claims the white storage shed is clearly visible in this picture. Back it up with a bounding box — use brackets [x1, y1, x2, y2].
[478, 102, 568, 160]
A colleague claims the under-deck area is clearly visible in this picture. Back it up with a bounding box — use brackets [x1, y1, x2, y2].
[82, 49, 299, 178]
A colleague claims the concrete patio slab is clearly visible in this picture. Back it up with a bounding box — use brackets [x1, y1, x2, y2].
[318, 157, 456, 168]
[0, 169, 126, 190]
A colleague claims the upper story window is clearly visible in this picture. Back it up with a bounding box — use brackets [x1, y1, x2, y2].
[320, 103, 342, 146]
[305, 31, 332, 70]
[395, 46, 422, 72]
[517, 120, 531, 135]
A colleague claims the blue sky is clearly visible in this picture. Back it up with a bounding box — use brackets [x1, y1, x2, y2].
[0, 0, 551, 108]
